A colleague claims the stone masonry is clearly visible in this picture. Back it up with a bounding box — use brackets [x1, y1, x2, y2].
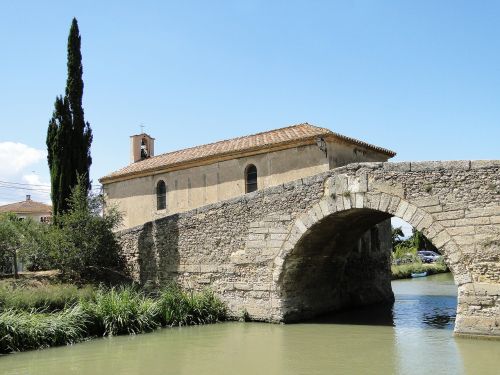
[117, 160, 500, 338]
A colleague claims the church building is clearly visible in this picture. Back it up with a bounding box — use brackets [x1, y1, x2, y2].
[100, 123, 395, 229]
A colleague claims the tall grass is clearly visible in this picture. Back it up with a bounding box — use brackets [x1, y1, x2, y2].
[82, 286, 159, 336]
[158, 286, 227, 326]
[391, 260, 448, 279]
[0, 284, 227, 354]
[0, 284, 94, 312]
[0, 306, 88, 353]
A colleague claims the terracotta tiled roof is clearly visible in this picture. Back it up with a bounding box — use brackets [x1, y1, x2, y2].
[0, 199, 52, 214]
[100, 123, 396, 183]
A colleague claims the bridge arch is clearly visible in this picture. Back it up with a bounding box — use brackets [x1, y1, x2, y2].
[272, 187, 470, 328]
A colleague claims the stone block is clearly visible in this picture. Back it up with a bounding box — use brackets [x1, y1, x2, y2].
[432, 230, 452, 249]
[342, 195, 352, 210]
[387, 196, 401, 214]
[178, 264, 200, 273]
[470, 160, 500, 169]
[394, 200, 409, 219]
[250, 227, 269, 234]
[378, 193, 391, 212]
[294, 220, 308, 235]
[412, 196, 440, 207]
[334, 174, 348, 194]
[447, 226, 475, 236]
[402, 204, 417, 222]
[248, 233, 265, 241]
[382, 162, 411, 172]
[200, 264, 218, 273]
[369, 180, 404, 197]
[410, 160, 470, 171]
[454, 217, 490, 227]
[425, 205, 443, 213]
[336, 195, 345, 211]
[234, 283, 252, 291]
[347, 173, 368, 193]
[369, 193, 381, 210]
[311, 203, 324, 222]
[354, 193, 365, 209]
[409, 208, 426, 228]
[466, 207, 500, 218]
[266, 240, 284, 248]
[270, 233, 288, 240]
[268, 227, 288, 234]
[454, 235, 476, 245]
[319, 196, 336, 216]
[246, 240, 266, 248]
[434, 210, 465, 221]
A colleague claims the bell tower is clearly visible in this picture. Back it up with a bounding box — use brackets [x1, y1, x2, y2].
[130, 133, 155, 163]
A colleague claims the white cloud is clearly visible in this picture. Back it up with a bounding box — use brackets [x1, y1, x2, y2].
[391, 217, 413, 238]
[0, 142, 46, 176]
[22, 173, 49, 187]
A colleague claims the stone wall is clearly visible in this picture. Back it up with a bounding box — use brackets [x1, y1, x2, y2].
[117, 160, 500, 337]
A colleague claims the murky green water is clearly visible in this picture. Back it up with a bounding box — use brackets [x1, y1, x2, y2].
[1, 273, 499, 375]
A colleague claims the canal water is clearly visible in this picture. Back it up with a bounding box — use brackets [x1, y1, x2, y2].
[1, 273, 499, 374]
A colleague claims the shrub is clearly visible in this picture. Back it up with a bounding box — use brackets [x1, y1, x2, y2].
[0, 306, 88, 353]
[53, 181, 127, 281]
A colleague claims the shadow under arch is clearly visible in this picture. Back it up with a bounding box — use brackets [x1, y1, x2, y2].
[272, 192, 469, 329]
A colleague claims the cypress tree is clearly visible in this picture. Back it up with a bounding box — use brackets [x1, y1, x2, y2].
[47, 18, 92, 216]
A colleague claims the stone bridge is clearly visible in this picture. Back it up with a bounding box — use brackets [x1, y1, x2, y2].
[118, 161, 500, 338]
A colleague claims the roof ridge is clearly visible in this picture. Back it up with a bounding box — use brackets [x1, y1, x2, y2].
[147, 122, 329, 161]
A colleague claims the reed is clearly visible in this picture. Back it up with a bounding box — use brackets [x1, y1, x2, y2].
[0, 283, 95, 312]
[0, 283, 227, 354]
[158, 286, 227, 326]
[391, 261, 448, 280]
[0, 306, 88, 353]
[82, 286, 160, 336]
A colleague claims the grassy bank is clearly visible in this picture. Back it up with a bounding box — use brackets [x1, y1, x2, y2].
[0, 283, 226, 354]
[391, 261, 449, 280]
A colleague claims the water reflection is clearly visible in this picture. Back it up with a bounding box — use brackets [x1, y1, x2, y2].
[2, 273, 500, 375]
[308, 273, 457, 330]
[307, 303, 394, 326]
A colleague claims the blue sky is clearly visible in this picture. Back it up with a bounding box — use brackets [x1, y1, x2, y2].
[0, 1, 499, 231]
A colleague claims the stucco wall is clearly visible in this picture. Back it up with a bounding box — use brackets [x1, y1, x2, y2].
[104, 140, 390, 229]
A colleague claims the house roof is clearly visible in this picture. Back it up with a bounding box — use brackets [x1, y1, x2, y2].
[0, 199, 52, 215]
[100, 123, 396, 183]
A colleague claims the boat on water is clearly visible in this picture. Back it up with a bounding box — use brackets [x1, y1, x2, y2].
[411, 271, 428, 278]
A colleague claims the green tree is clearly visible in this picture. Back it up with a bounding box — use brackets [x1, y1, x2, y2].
[55, 177, 126, 281]
[0, 214, 21, 277]
[391, 226, 405, 250]
[47, 18, 92, 216]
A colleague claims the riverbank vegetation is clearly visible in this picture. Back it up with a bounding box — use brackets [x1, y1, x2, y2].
[391, 225, 449, 279]
[0, 181, 127, 282]
[0, 282, 226, 354]
[391, 260, 448, 280]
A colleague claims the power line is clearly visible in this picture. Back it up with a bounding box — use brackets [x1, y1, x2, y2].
[0, 180, 102, 190]
[0, 180, 51, 187]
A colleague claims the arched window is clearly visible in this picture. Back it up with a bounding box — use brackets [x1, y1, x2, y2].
[245, 165, 258, 193]
[156, 180, 166, 210]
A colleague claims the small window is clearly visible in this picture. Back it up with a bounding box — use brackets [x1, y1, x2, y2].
[141, 138, 149, 159]
[245, 165, 258, 193]
[156, 180, 166, 210]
